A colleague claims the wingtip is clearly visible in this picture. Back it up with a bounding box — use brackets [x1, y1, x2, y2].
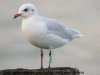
[79, 34, 85, 37]
[75, 34, 85, 38]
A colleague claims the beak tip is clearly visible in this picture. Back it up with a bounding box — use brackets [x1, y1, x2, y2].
[13, 13, 21, 19]
[13, 16, 17, 19]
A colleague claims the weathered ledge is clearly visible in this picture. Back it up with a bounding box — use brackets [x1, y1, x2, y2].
[0, 67, 84, 75]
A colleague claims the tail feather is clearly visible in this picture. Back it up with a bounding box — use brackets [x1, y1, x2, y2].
[66, 27, 84, 38]
[74, 31, 84, 38]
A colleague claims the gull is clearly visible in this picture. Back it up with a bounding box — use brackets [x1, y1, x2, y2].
[14, 3, 83, 69]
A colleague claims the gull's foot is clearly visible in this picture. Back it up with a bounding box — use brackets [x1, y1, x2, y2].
[48, 66, 51, 69]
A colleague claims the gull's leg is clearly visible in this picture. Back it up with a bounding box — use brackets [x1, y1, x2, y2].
[41, 49, 43, 69]
[48, 49, 52, 68]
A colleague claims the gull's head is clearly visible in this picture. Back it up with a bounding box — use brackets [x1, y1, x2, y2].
[14, 3, 38, 19]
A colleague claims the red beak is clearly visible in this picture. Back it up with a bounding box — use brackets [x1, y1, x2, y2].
[14, 13, 21, 19]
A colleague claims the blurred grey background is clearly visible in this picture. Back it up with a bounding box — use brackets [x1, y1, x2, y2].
[0, 0, 100, 75]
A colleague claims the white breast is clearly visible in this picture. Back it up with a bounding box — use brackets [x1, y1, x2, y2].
[22, 17, 47, 42]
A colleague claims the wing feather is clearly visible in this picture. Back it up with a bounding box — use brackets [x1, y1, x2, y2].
[41, 17, 73, 41]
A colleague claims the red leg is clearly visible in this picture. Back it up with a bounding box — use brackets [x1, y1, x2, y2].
[48, 50, 52, 69]
[41, 49, 43, 69]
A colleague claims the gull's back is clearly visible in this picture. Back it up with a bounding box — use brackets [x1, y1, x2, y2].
[40, 16, 82, 41]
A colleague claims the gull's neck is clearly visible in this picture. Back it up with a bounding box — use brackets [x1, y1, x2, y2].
[22, 14, 40, 25]
[24, 14, 39, 19]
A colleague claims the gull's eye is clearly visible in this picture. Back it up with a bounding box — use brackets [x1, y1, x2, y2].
[23, 8, 28, 12]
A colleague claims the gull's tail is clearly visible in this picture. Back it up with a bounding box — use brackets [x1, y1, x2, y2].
[74, 31, 84, 38]
[66, 27, 84, 38]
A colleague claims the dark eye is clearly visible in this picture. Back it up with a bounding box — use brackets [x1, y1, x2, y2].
[24, 8, 28, 12]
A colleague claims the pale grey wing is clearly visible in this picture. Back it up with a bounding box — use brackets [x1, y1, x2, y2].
[41, 17, 74, 41]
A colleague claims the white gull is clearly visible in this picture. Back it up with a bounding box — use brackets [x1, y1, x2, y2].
[14, 3, 83, 69]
